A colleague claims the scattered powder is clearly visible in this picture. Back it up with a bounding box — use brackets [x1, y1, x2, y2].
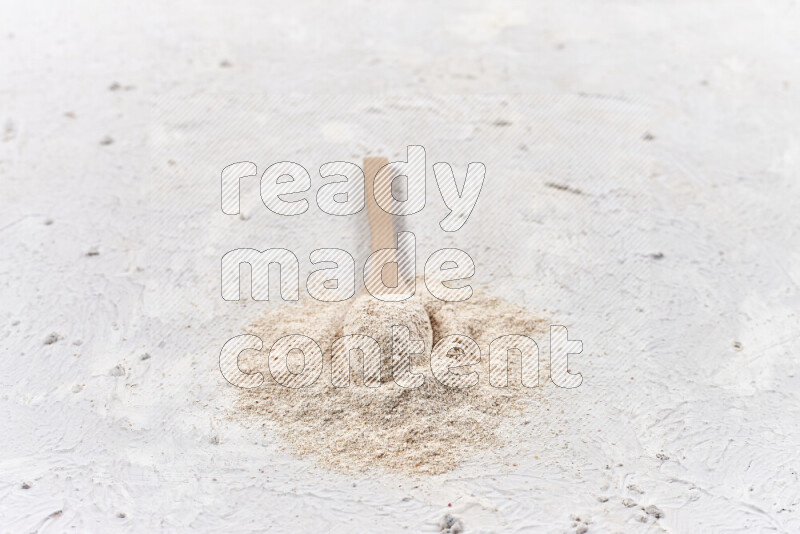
[234, 286, 550, 474]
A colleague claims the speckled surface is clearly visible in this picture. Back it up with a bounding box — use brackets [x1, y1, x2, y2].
[1, 1, 799, 532]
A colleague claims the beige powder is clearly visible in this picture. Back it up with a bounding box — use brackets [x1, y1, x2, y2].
[234, 286, 550, 475]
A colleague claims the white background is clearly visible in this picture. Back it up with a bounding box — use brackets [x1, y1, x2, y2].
[1, 1, 799, 532]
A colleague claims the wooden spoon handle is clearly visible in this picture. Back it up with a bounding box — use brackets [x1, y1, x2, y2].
[363, 157, 397, 287]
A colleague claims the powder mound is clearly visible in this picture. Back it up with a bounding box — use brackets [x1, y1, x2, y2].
[341, 293, 433, 384]
[234, 287, 550, 475]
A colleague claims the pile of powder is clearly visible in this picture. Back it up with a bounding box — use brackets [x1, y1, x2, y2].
[234, 287, 550, 475]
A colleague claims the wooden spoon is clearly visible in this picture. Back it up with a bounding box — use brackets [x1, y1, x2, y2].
[363, 156, 398, 289]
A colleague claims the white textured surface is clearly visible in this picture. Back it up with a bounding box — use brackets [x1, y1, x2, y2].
[1, 1, 799, 532]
